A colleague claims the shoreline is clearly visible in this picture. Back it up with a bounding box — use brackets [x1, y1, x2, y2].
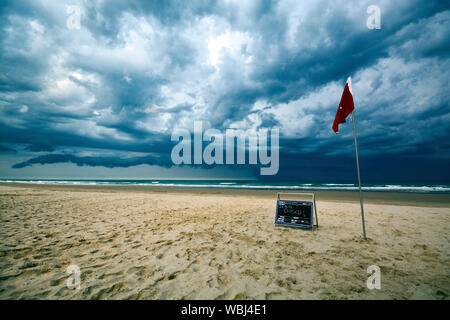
[2, 182, 450, 207]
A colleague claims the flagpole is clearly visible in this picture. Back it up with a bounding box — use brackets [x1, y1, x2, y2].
[351, 110, 367, 240]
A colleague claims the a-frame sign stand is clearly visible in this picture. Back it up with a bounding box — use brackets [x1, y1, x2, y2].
[276, 192, 319, 229]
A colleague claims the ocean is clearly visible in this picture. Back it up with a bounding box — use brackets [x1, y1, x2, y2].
[1, 179, 449, 193]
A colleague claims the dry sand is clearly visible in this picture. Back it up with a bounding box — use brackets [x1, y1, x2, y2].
[0, 184, 449, 300]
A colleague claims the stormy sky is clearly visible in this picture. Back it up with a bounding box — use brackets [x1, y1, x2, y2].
[0, 0, 449, 182]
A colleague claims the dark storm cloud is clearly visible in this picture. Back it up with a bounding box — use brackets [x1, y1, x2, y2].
[25, 143, 54, 152]
[0, 0, 449, 181]
[81, 0, 217, 39]
[249, 1, 448, 105]
[12, 153, 172, 169]
[0, 145, 16, 153]
[0, 123, 173, 155]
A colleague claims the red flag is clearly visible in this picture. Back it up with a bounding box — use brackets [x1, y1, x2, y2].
[332, 77, 354, 133]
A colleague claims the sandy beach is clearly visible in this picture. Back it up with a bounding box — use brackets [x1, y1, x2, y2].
[0, 183, 449, 300]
